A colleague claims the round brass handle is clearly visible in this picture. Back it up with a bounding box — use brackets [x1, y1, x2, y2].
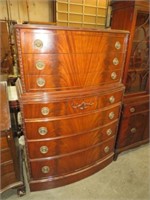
[130, 128, 137, 133]
[109, 96, 115, 104]
[111, 72, 117, 80]
[34, 39, 43, 49]
[115, 41, 121, 50]
[36, 61, 45, 70]
[36, 78, 45, 87]
[104, 146, 110, 153]
[41, 166, 50, 174]
[38, 127, 48, 135]
[109, 112, 115, 120]
[130, 107, 135, 113]
[113, 58, 119, 66]
[40, 146, 48, 154]
[41, 107, 50, 115]
[106, 129, 112, 136]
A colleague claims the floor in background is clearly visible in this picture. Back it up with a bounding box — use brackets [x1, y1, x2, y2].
[1, 144, 150, 200]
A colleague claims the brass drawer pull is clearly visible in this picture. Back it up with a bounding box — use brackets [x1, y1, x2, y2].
[104, 146, 110, 153]
[38, 127, 48, 135]
[113, 58, 119, 65]
[130, 128, 136, 133]
[41, 107, 50, 115]
[41, 166, 50, 174]
[37, 78, 45, 87]
[72, 102, 94, 110]
[115, 41, 121, 50]
[106, 129, 112, 136]
[109, 112, 115, 120]
[36, 61, 45, 70]
[34, 39, 43, 49]
[109, 96, 115, 104]
[130, 107, 135, 113]
[111, 72, 117, 80]
[40, 146, 48, 154]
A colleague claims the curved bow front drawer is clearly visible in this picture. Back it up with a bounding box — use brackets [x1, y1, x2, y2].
[22, 90, 123, 118]
[29, 137, 115, 179]
[24, 105, 121, 139]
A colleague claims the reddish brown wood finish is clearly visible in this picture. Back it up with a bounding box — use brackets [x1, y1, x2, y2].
[15, 25, 129, 191]
[0, 82, 23, 194]
[111, 1, 149, 159]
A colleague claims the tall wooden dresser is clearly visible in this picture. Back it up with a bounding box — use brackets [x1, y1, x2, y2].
[15, 25, 129, 191]
[111, 0, 149, 158]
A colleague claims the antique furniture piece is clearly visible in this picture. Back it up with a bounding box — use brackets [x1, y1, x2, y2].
[0, 81, 25, 196]
[111, 0, 149, 159]
[15, 24, 129, 191]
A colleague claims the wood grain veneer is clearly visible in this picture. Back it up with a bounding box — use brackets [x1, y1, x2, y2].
[15, 25, 129, 191]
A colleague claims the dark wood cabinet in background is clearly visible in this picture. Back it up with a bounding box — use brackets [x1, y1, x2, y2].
[15, 24, 129, 191]
[0, 82, 25, 195]
[111, 0, 149, 158]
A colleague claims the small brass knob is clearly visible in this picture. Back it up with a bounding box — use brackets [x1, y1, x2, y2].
[104, 146, 110, 153]
[109, 96, 115, 104]
[40, 146, 48, 154]
[113, 58, 119, 65]
[106, 129, 112, 136]
[111, 72, 117, 80]
[130, 107, 135, 113]
[115, 41, 121, 50]
[109, 112, 115, 120]
[130, 128, 137, 133]
[38, 127, 48, 135]
[36, 61, 45, 70]
[41, 107, 50, 115]
[36, 78, 45, 87]
[41, 166, 50, 174]
[34, 39, 43, 49]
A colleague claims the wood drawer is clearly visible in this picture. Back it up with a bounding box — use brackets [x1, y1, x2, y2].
[30, 137, 115, 179]
[1, 150, 12, 163]
[23, 90, 123, 118]
[117, 110, 149, 149]
[1, 172, 17, 189]
[24, 105, 121, 138]
[27, 124, 117, 158]
[22, 53, 125, 75]
[24, 69, 122, 92]
[19, 29, 127, 54]
[123, 101, 149, 118]
[25, 118, 118, 140]
[1, 161, 14, 176]
[0, 135, 9, 150]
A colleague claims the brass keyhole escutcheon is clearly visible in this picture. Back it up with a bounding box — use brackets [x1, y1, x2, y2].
[40, 146, 48, 154]
[111, 72, 117, 80]
[41, 107, 50, 115]
[109, 96, 115, 104]
[36, 78, 45, 87]
[109, 112, 115, 120]
[106, 129, 112, 136]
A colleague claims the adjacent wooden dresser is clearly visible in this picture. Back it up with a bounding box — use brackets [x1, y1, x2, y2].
[111, 0, 149, 159]
[0, 81, 24, 195]
[15, 25, 129, 191]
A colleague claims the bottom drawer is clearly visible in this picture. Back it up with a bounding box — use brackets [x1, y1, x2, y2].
[30, 137, 115, 179]
[117, 110, 149, 149]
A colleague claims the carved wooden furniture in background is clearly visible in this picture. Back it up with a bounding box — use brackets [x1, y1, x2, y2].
[15, 25, 129, 191]
[0, 81, 25, 195]
[111, 0, 149, 159]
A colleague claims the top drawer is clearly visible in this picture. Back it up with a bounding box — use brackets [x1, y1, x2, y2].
[17, 29, 128, 54]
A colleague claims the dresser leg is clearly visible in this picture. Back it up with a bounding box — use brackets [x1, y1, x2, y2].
[113, 153, 119, 161]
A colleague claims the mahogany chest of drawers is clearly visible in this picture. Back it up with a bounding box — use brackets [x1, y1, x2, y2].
[15, 25, 129, 191]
